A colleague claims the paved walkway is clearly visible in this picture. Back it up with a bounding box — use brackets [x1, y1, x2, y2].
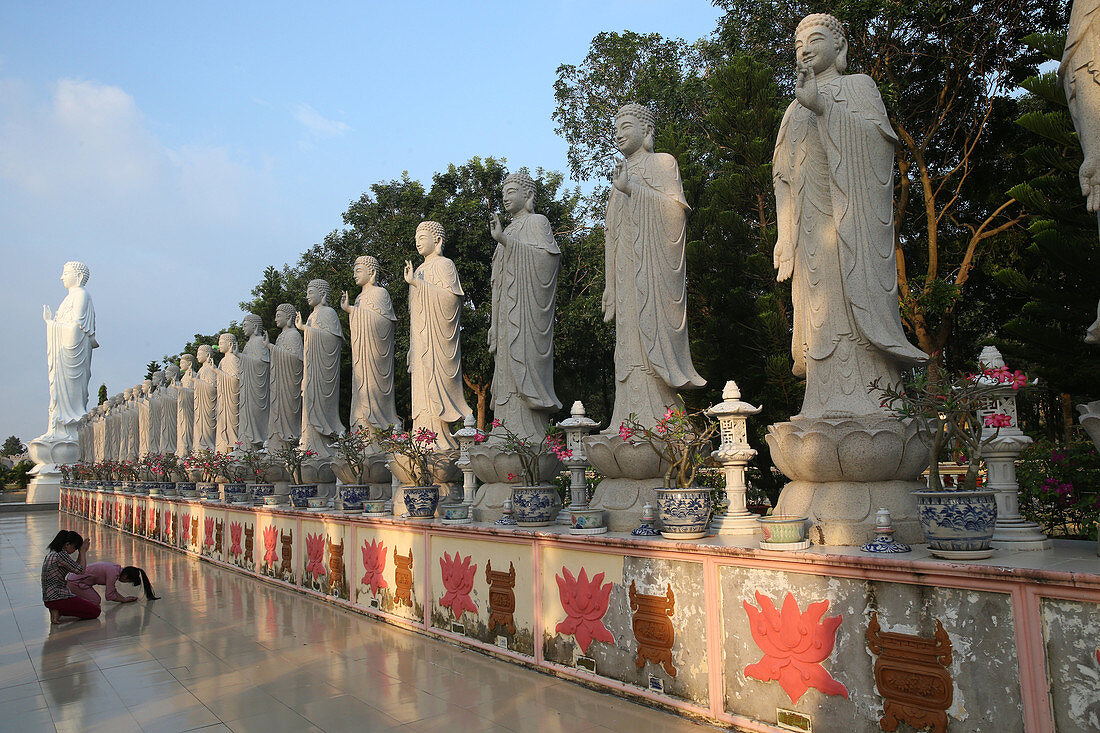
[0, 513, 717, 732]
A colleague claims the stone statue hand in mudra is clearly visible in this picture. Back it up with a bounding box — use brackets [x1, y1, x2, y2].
[773, 13, 926, 420]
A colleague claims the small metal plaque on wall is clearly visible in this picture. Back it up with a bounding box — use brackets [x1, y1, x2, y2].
[576, 656, 596, 673]
[776, 709, 812, 732]
[451, 621, 465, 635]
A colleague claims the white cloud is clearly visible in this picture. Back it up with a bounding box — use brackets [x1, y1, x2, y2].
[292, 103, 351, 137]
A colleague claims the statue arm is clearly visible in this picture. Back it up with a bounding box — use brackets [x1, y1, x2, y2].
[1062, 24, 1100, 211]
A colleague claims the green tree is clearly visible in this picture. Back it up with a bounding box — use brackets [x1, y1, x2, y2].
[996, 33, 1100, 439]
[143, 361, 160, 380]
[1, 436, 25, 456]
[97, 384, 108, 405]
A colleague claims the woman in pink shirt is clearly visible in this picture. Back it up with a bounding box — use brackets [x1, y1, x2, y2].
[66, 563, 160, 605]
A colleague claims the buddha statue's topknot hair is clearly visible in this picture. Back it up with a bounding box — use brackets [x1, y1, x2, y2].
[614, 103, 656, 131]
[308, 279, 332, 301]
[180, 352, 195, 365]
[242, 313, 263, 332]
[64, 261, 90, 286]
[503, 172, 536, 197]
[276, 303, 296, 322]
[416, 221, 446, 244]
[354, 255, 380, 278]
[796, 13, 846, 44]
[218, 332, 238, 352]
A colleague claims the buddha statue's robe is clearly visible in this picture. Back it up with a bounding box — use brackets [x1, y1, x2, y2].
[269, 328, 303, 449]
[238, 335, 270, 447]
[137, 395, 152, 458]
[604, 151, 705, 429]
[215, 353, 241, 454]
[177, 371, 195, 455]
[774, 71, 926, 418]
[348, 286, 400, 431]
[409, 255, 470, 449]
[194, 363, 217, 452]
[300, 306, 344, 457]
[44, 286, 96, 441]
[489, 212, 561, 441]
[158, 384, 178, 455]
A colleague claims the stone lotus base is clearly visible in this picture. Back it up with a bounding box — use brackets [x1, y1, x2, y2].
[768, 416, 929, 546]
[583, 435, 670, 533]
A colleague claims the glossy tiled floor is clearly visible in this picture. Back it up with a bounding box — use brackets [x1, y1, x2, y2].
[0, 513, 717, 732]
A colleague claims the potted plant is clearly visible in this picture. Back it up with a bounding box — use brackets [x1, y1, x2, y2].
[375, 426, 439, 519]
[170, 453, 195, 497]
[489, 419, 572, 526]
[221, 444, 251, 503]
[619, 404, 719, 540]
[271, 445, 318, 508]
[332, 426, 381, 512]
[187, 449, 230, 500]
[874, 362, 1031, 559]
[238, 443, 274, 504]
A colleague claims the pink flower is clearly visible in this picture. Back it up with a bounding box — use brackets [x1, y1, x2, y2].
[360, 539, 388, 597]
[305, 533, 327, 577]
[439, 552, 478, 620]
[555, 567, 615, 654]
[984, 413, 1012, 428]
[1011, 370, 1028, 390]
[474, 433, 485, 443]
[491, 418, 503, 428]
[618, 423, 634, 441]
[414, 428, 437, 444]
[507, 473, 517, 481]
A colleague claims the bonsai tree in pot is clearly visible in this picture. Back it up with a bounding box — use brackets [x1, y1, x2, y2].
[488, 419, 573, 526]
[873, 361, 1033, 558]
[619, 404, 719, 539]
[374, 426, 440, 518]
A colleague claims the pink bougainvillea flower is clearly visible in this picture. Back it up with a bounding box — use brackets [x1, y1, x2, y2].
[262, 525, 278, 565]
[439, 552, 478, 620]
[229, 521, 243, 556]
[743, 591, 848, 704]
[204, 517, 215, 548]
[360, 538, 388, 597]
[305, 533, 327, 577]
[555, 567, 614, 654]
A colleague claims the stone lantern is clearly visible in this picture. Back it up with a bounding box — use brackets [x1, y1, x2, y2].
[706, 381, 763, 535]
[976, 346, 1051, 551]
[558, 401, 605, 534]
[446, 414, 479, 525]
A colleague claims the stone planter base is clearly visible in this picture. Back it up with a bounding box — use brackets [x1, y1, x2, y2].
[775, 479, 924, 546]
[588, 478, 663, 533]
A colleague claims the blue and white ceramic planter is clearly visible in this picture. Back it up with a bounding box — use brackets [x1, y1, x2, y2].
[403, 486, 439, 519]
[176, 481, 197, 498]
[137, 481, 154, 495]
[338, 485, 368, 512]
[511, 485, 558, 526]
[914, 489, 998, 559]
[248, 483, 275, 504]
[656, 487, 712, 540]
[362, 498, 388, 516]
[289, 484, 318, 508]
[222, 483, 248, 503]
[197, 482, 220, 500]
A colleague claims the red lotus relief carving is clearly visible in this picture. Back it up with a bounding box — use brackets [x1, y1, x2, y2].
[305, 532, 327, 577]
[204, 517, 215, 548]
[229, 521, 243, 556]
[555, 567, 615, 654]
[439, 552, 477, 620]
[181, 513, 191, 543]
[743, 591, 848, 704]
[360, 538, 388, 597]
[148, 507, 156, 533]
[163, 510, 172, 536]
[262, 525, 278, 565]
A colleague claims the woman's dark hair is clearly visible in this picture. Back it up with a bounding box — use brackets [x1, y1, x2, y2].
[47, 530, 83, 553]
[119, 566, 160, 600]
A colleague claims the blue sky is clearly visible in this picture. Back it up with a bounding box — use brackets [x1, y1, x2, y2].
[0, 1, 724, 445]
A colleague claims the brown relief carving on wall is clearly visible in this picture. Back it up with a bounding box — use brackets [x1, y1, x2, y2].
[394, 547, 414, 607]
[190, 516, 198, 547]
[866, 612, 954, 733]
[628, 580, 676, 677]
[328, 537, 345, 596]
[215, 520, 224, 555]
[485, 560, 517, 635]
[279, 529, 294, 578]
[172, 513, 179, 545]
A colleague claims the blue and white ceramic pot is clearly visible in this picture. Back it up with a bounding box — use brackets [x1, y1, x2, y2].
[289, 484, 318, 508]
[511, 485, 558, 526]
[338, 485, 368, 511]
[176, 481, 197, 498]
[248, 483, 275, 504]
[403, 486, 439, 518]
[222, 483, 248, 503]
[196, 482, 219, 500]
[656, 487, 712, 540]
[914, 489, 998, 559]
[137, 481, 154, 495]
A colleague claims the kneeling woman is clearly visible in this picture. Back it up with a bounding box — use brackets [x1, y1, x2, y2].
[42, 530, 99, 623]
[67, 562, 160, 604]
